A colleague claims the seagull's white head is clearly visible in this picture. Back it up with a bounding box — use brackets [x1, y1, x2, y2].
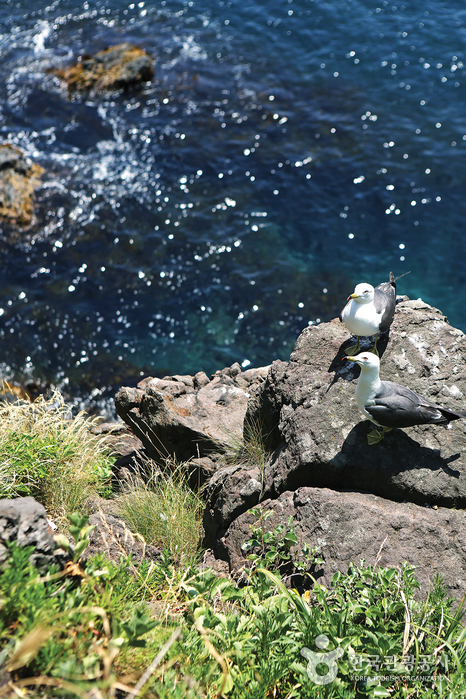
[348, 283, 375, 304]
[344, 352, 380, 372]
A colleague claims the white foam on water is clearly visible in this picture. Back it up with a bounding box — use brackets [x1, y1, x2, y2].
[32, 19, 51, 54]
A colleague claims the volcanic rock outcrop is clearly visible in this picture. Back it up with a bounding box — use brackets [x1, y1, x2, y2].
[0, 497, 64, 569]
[115, 363, 269, 469]
[116, 297, 466, 598]
[204, 298, 466, 599]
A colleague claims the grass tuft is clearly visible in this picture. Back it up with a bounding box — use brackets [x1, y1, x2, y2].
[116, 459, 203, 566]
[224, 412, 271, 466]
[0, 390, 113, 522]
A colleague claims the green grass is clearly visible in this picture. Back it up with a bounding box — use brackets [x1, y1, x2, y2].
[0, 390, 113, 522]
[220, 412, 273, 499]
[116, 459, 204, 566]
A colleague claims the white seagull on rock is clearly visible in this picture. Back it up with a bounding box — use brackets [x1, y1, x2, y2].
[343, 352, 466, 445]
[340, 272, 401, 355]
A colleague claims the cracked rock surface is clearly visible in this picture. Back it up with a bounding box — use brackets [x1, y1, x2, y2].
[220, 486, 466, 600]
[115, 362, 269, 463]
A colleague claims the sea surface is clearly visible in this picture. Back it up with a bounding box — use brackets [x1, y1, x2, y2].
[1, 0, 466, 413]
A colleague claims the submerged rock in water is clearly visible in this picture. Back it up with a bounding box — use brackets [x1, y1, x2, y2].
[53, 43, 154, 92]
[0, 144, 44, 226]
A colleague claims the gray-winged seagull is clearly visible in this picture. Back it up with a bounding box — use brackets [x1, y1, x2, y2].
[340, 272, 401, 355]
[343, 352, 466, 444]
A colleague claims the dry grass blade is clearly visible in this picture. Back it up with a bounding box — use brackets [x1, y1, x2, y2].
[194, 620, 230, 697]
[0, 676, 90, 699]
[7, 626, 54, 672]
[400, 589, 411, 655]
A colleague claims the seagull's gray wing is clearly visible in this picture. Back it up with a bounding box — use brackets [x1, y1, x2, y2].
[373, 278, 396, 333]
[364, 380, 466, 428]
[339, 299, 350, 323]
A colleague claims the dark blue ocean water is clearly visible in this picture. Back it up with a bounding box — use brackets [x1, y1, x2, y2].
[1, 0, 466, 412]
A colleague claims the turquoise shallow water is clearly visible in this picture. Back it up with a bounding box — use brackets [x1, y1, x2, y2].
[1, 0, 466, 411]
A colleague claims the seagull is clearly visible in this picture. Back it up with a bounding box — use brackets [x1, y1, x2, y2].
[343, 352, 466, 445]
[340, 272, 406, 356]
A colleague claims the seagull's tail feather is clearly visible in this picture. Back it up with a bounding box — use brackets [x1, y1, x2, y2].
[385, 270, 411, 296]
[390, 270, 411, 283]
[437, 407, 466, 424]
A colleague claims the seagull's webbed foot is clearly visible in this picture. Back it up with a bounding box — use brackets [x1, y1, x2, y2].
[345, 338, 361, 356]
[367, 426, 392, 445]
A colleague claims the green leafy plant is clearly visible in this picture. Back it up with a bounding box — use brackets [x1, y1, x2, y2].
[3, 520, 466, 699]
[241, 507, 324, 584]
[54, 512, 96, 562]
[0, 514, 180, 698]
[120, 606, 159, 647]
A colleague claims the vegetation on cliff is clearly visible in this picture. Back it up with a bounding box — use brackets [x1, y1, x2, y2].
[1, 391, 466, 698]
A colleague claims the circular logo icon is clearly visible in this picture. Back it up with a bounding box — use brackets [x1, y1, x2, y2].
[301, 635, 344, 685]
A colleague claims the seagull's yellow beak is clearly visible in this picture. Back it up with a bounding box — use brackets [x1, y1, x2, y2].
[347, 292, 359, 301]
[342, 356, 357, 363]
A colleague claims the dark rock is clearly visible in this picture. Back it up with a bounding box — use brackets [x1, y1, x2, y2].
[187, 455, 218, 488]
[220, 486, 466, 600]
[90, 420, 144, 470]
[199, 548, 230, 578]
[203, 463, 263, 545]
[83, 512, 161, 565]
[0, 144, 44, 226]
[0, 497, 67, 570]
[53, 43, 154, 92]
[205, 299, 466, 545]
[115, 363, 269, 464]
[0, 498, 160, 579]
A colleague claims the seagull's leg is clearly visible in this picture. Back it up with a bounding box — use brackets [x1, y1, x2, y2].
[369, 333, 380, 356]
[367, 426, 392, 445]
[345, 336, 361, 356]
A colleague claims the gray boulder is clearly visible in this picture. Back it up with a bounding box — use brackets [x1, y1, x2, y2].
[115, 363, 269, 464]
[204, 298, 466, 543]
[0, 497, 64, 570]
[220, 486, 466, 600]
